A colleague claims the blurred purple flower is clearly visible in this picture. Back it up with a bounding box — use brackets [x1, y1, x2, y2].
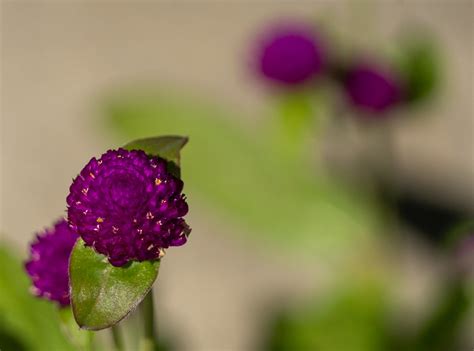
[344, 63, 402, 114]
[25, 219, 78, 306]
[67, 148, 190, 267]
[256, 22, 325, 85]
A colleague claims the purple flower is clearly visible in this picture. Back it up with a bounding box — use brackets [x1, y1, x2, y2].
[25, 219, 78, 306]
[67, 148, 190, 267]
[256, 22, 325, 85]
[344, 63, 402, 114]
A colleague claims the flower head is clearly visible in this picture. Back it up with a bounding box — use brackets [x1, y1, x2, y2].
[25, 219, 78, 306]
[67, 148, 190, 267]
[256, 22, 325, 85]
[344, 63, 402, 114]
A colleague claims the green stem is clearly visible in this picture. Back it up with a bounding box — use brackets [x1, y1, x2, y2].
[140, 290, 157, 351]
[111, 325, 125, 351]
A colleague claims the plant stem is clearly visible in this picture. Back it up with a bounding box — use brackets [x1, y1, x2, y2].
[140, 290, 157, 351]
[111, 325, 125, 351]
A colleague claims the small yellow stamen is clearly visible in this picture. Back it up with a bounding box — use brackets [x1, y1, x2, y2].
[96, 217, 104, 223]
[90, 172, 96, 179]
[81, 187, 89, 195]
[155, 178, 162, 185]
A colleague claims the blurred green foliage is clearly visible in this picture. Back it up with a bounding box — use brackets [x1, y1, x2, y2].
[263, 277, 471, 351]
[263, 282, 390, 351]
[408, 278, 471, 351]
[397, 36, 440, 104]
[444, 220, 474, 249]
[104, 89, 382, 258]
[0, 246, 75, 351]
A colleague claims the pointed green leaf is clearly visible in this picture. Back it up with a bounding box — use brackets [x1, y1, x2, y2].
[69, 239, 160, 330]
[123, 135, 188, 178]
[123, 135, 188, 166]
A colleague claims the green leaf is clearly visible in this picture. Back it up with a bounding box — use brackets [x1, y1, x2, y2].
[69, 239, 160, 330]
[123, 135, 188, 165]
[123, 135, 188, 178]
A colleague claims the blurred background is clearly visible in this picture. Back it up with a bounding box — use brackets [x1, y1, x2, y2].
[1, 1, 473, 351]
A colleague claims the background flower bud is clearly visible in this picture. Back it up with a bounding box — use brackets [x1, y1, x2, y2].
[255, 22, 325, 85]
[25, 219, 78, 306]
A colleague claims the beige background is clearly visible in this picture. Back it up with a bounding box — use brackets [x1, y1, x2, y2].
[1, 1, 473, 350]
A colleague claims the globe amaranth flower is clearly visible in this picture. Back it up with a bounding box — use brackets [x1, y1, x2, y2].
[344, 63, 402, 114]
[67, 148, 190, 267]
[25, 219, 79, 306]
[256, 22, 325, 85]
